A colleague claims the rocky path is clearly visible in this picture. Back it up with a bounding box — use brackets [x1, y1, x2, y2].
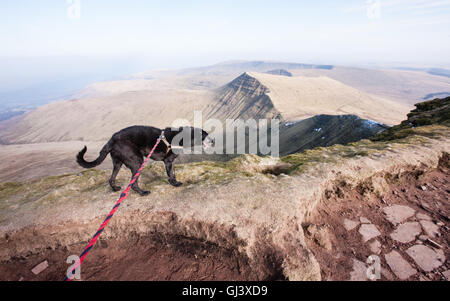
[305, 164, 449, 281]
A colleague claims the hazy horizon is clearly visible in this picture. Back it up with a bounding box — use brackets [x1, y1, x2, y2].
[1, 0, 450, 112]
[2, 0, 450, 64]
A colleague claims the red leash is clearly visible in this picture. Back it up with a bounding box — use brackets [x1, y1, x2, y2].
[64, 135, 162, 281]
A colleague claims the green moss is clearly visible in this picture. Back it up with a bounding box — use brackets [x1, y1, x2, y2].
[0, 182, 23, 199]
[0, 169, 108, 209]
[281, 148, 337, 174]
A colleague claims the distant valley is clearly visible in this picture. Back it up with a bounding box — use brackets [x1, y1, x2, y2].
[0, 60, 449, 179]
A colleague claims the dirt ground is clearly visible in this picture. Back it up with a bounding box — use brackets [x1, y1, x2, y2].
[0, 232, 256, 281]
[304, 157, 449, 281]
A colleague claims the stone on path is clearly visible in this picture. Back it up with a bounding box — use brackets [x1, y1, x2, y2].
[390, 222, 422, 243]
[359, 224, 381, 242]
[416, 213, 432, 221]
[369, 240, 381, 254]
[350, 259, 367, 281]
[406, 245, 445, 272]
[384, 251, 416, 280]
[418, 235, 428, 241]
[343, 219, 359, 231]
[31, 260, 48, 275]
[419, 220, 440, 238]
[383, 205, 415, 225]
[360, 217, 371, 224]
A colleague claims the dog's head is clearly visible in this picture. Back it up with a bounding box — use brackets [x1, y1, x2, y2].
[171, 126, 215, 150]
[192, 127, 215, 150]
[201, 129, 215, 150]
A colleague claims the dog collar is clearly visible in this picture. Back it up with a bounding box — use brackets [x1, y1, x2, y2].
[160, 131, 171, 154]
[160, 130, 184, 155]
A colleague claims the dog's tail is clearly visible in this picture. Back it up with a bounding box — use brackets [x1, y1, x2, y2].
[77, 140, 112, 169]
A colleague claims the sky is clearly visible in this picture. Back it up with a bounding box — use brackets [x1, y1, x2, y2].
[0, 0, 449, 102]
[1, 0, 449, 66]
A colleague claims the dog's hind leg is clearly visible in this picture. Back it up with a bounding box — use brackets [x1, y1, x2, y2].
[113, 143, 150, 196]
[109, 156, 123, 192]
[129, 163, 150, 196]
[121, 154, 150, 196]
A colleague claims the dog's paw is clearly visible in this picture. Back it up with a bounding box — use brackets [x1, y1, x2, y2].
[111, 185, 122, 192]
[138, 190, 151, 196]
[169, 179, 183, 187]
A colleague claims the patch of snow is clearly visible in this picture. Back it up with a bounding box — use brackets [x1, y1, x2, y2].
[362, 119, 382, 128]
[284, 119, 303, 127]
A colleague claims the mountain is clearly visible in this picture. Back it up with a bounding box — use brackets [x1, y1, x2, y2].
[239, 72, 410, 124]
[137, 60, 334, 78]
[131, 61, 450, 105]
[0, 71, 411, 144]
[208, 72, 411, 125]
[204, 72, 281, 121]
[1, 60, 447, 125]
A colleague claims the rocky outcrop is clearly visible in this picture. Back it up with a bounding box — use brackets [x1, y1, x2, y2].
[205, 73, 281, 121]
[372, 96, 450, 141]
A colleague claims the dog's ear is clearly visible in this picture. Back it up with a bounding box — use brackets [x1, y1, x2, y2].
[202, 130, 209, 140]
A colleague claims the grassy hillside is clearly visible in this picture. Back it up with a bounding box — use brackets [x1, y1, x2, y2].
[372, 97, 450, 142]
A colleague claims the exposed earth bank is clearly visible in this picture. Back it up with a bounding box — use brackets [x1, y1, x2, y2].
[1, 154, 448, 281]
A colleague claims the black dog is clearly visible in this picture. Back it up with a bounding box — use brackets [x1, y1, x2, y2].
[77, 126, 213, 195]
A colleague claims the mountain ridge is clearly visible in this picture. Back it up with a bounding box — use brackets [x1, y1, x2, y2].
[0, 71, 410, 144]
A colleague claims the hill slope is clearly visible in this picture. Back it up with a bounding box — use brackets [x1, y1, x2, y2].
[0, 72, 410, 144]
[0, 89, 215, 143]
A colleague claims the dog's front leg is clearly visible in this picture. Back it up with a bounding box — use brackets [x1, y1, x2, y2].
[164, 158, 182, 187]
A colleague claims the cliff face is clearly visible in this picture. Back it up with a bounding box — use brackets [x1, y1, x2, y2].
[279, 115, 387, 156]
[266, 69, 293, 77]
[206, 72, 281, 121]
